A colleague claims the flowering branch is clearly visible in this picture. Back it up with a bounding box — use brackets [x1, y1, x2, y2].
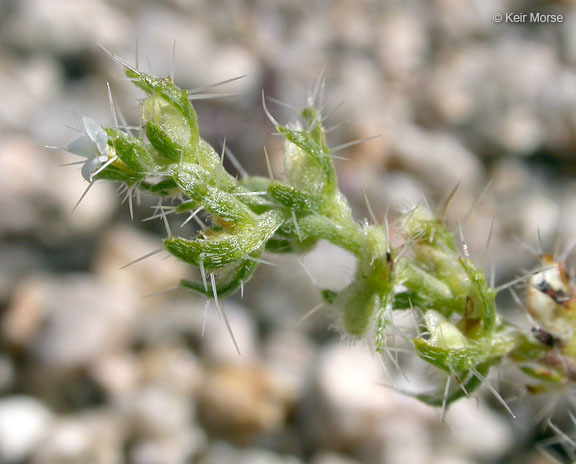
[65, 54, 576, 413]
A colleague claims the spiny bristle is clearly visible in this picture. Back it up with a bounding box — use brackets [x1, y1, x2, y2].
[262, 90, 279, 127]
[210, 273, 241, 355]
[119, 248, 164, 270]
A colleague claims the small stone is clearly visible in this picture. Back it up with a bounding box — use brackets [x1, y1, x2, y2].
[0, 245, 43, 302]
[263, 329, 316, 395]
[130, 429, 206, 464]
[391, 125, 484, 194]
[128, 387, 193, 439]
[376, 415, 431, 464]
[311, 343, 393, 447]
[300, 241, 357, 292]
[10, 275, 138, 369]
[138, 345, 201, 395]
[375, 172, 426, 214]
[90, 353, 140, 400]
[196, 364, 293, 442]
[377, 14, 426, 80]
[132, 295, 205, 345]
[0, 357, 14, 393]
[490, 159, 561, 247]
[248, 254, 322, 327]
[311, 342, 436, 454]
[94, 225, 189, 293]
[432, 0, 499, 38]
[559, 182, 576, 242]
[444, 398, 513, 460]
[3, 278, 48, 348]
[0, 57, 60, 131]
[51, 171, 117, 235]
[0, 396, 53, 462]
[311, 451, 360, 464]
[0, 137, 116, 237]
[0, 137, 116, 238]
[196, 45, 260, 95]
[491, 108, 542, 154]
[31, 411, 125, 464]
[2, 0, 131, 53]
[200, 301, 258, 365]
[198, 442, 303, 464]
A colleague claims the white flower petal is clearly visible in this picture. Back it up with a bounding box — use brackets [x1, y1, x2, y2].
[83, 117, 108, 155]
[66, 136, 99, 159]
[81, 156, 104, 181]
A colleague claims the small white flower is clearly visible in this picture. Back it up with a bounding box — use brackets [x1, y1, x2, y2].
[67, 117, 110, 181]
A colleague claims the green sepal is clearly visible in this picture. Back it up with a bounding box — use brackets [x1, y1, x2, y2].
[458, 257, 496, 335]
[413, 338, 490, 372]
[150, 178, 179, 195]
[268, 181, 321, 210]
[193, 139, 228, 175]
[165, 235, 252, 269]
[413, 310, 518, 372]
[396, 261, 460, 316]
[300, 106, 327, 149]
[416, 363, 490, 407]
[279, 125, 337, 198]
[105, 128, 157, 174]
[264, 237, 295, 254]
[402, 206, 458, 253]
[173, 164, 257, 226]
[413, 333, 518, 373]
[180, 257, 258, 298]
[125, 68, 199, 149]
[520, 366, 566, 384]
[145, 120, 185, 164]
[265, 233, 318, 254]
[240, 176, 271, 192]
[507, 334, 550, 363]
[163, 210, 286, 270]
[92, 165, 144, 184]
[391, 291, 415, 310]
[411, 244, 470, 298]
[239, 177, 277, 212]
[175, 201, 201, 213]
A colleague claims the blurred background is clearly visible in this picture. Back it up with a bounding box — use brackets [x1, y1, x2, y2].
[1, 0, 576, 462]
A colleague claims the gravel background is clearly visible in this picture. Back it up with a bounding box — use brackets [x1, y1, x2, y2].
[1, 0, 576, 463]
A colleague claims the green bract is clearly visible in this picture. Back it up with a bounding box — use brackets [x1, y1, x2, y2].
[66, 57, 576, 413]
